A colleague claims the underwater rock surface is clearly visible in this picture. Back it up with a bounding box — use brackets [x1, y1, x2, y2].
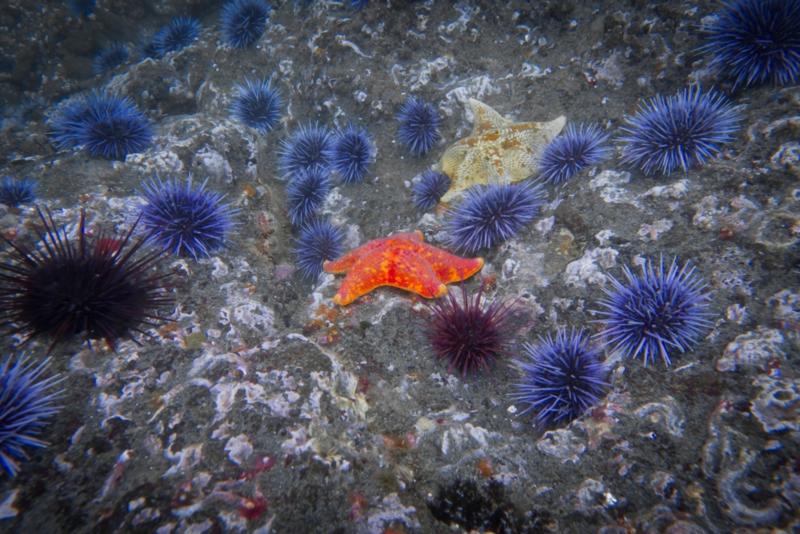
[0, 0, 798, 532]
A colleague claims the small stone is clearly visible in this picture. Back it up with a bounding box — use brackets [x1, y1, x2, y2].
[717, 327, 785, 372]
[751, 375, 800, 433]
[537, 428, 586, 463]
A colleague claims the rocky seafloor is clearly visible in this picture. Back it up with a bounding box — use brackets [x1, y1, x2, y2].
[0, 0, 799, 532]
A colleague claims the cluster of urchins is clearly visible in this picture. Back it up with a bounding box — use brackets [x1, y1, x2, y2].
[75, 0, 368, 75]
[1, 0, 798, 478]
[426, 258, 713, 429]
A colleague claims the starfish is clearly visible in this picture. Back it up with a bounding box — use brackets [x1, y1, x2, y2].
[323, 231, 484, 306]
[438, 98, 566, 202]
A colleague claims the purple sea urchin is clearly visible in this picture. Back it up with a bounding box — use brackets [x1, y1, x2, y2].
[425, 284, 514, 377]
[286, 166, 333, 227]
[512, 328, 608, 427]
[49, 93, 152, 161]
[140, 176, 238, 259]
[411, 170, 450, 211]
[0, 177, 36, 208]
[539, 123, 610, 185]
[92, 42, 129, 75]
[330, 124, 375, 184]
[699, 0, 800, 89]
[80, 95, 152, 160]
[446, 180, 546, 254]
[0, 208, 174, 350]
[230, 78, 282, 134]
[594, 257, 713, 366]
[49, 97, 93, 151]
[0, 355, 63, 477]
[397, 96, 441, 156]
[294, 218, 344, 281]
[279, 124, 335, 178]
[618, 86, 741, 176]
[153, 16, 201, 56]
[220, 0, 272, 49]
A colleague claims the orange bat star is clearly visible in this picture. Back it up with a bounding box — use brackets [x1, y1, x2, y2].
[323, 231, 484, 306]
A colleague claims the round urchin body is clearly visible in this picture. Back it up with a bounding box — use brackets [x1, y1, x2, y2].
[279, 124, 335, 178]
[512, 328, 608, 427]
[539, 123, 610, 185]
[140, 176, 238, 259]
[425, 285, 514, 377]
[293, 219, 344, 281]
[0, 177, 36, 208]
[0, 355, 63, 477]
[49, 97, 93, 151]
[230, 78, 282, 134]
[49, 93, 152, 161]
[594, 257, 713, 366]
[286, 166, 333, 227]
[618, 86, 741, 176]
[79, 94, 152, 160]
[411, 170, 450, 211]
[446, 180, 546, 255]
[0, 208, 174, 350]
[699, 0, 800, 89]
[220, 0, 272, 49]
[330, 124, 375, 184]
[92, 42, 129, 75]
[396, 96, 441, 156]
[153, 16, 201, 56]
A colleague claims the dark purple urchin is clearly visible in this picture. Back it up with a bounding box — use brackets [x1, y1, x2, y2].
[0, 177, 36, 208]
[618, 86, 741, 176]
[329, 124, 375, 184]
[411, 169, 450, 211]
[78, 94, 152, 160]
[230, 78, 282, 134]
[286, 166, 333, 227]
[293, 218, 344, 281]
[279, 123, 335, 179]
[48, 96, 93, 151]
[594, 257, 713, 367]
[92, 42, 129, 75]
[698, 0, 800, 89]
[0, 208, 174, 351]
[220, 0, 272, 49]
[140, 176, 238, 260]
[396, 96, 441, 157]
[0, 354, 63, 477]
[154, 16, 201, 56]
[539, 123, 610, 185]
[49, 92, 152, 161]
[446, 180, 546, 255]
[511, 328, 608, 427]
[425, 284, 514, 377]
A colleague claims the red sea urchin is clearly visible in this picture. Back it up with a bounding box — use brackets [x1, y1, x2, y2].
[425, 283, 515, 377]
[0, 207, 174, 351]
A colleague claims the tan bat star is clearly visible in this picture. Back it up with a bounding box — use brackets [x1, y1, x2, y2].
[438, 98, 566, 202]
